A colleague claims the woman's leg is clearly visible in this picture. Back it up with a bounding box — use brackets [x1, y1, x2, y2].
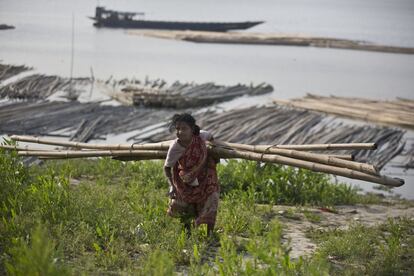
[168, 199, 196, 236]
[207, 223, 215, 236]
[195, 192, 219, 234]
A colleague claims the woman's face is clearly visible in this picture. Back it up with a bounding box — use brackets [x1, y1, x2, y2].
[175, 121, 193, 143]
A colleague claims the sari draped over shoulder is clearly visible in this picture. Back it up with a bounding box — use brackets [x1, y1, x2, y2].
[172, 135, 219, 204]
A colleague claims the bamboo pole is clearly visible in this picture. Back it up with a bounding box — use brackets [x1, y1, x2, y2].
[17, 149, 168, 159]
[0, 144, 51, 151]
[325, 154, 354, 161]
[12, 148, 353, 161]
[210, 142, 378, 175]
[10, 135, 376, 151]
[16, 147, 400, 186]
[0, 144, 107, 152]
[9, 135, 377, 174]
[38, 155, 158, 161]
[2, 142, 354, 163]
[7, 141, 403, 186]
[216, 141, 377, 151]
[211, 147, 403, 187]
[10, 135, 173, 150]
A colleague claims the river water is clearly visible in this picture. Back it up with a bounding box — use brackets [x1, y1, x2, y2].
[0, 0, 413, 198]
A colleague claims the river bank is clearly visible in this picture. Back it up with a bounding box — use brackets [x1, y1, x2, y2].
[1, 155, 413, 275]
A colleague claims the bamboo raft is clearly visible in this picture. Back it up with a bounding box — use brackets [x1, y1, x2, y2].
[0, 64, 31, 82]
[394, 143, 414, 170]
[0, 74, 91, 100]
[0, 102, 408, 170]
[0, 101, 176, 140]
[118, 82, 273, 108]
[129, 30, 414, 55]
[0, 68, 272, 108]
[273, 94, 414, 130]
[0, 135, 404, 187]
[146, 106, 406, 170]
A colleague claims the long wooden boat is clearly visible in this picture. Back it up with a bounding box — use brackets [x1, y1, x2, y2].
[89, 7, 263, 32]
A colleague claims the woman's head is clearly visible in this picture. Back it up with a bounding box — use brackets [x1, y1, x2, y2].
[169, 113, 200, 142]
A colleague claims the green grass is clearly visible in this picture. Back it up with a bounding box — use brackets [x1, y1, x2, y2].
[0, 145, 407, 275]
[218, 160, 366, 206]
[308, 218, 414, 275]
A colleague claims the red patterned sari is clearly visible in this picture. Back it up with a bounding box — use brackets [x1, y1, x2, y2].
[167, 135, 219, 226]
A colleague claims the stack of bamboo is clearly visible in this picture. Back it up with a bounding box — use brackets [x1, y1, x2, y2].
[0, 74, 91, 100]
[1, 135, 404, 187]
[0, 63, 31, 82]
[273, 94, 414, 129]
[117, 82, 273, 108]
[129, 30, 414, 55]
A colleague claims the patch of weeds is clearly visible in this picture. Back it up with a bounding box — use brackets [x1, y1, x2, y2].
[218, 160, 361, 206]
[373, 184, 394, 193]
[216, 235, 244, 275]
[242, 219, 329, 275]
[138, 249, 175, 276]
[217, 189, 257, 236]
[355, 192, 385, 205]
[278, 208, 302, 221]
[312, 217, 414, 275]
[302, 209, 322, 223]
[4, 224, 71, 275]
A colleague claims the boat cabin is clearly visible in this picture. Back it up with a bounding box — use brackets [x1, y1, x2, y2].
[95, 6, 145, 22]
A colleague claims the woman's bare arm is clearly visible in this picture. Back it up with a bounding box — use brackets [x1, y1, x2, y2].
[164, 166, 173, 184]
[164, 166, 176, 198]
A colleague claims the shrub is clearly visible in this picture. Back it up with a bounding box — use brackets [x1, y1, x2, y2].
[218, 160, 359, 205]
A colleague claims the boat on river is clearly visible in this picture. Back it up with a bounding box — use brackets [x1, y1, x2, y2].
[89, 7, 263, 32]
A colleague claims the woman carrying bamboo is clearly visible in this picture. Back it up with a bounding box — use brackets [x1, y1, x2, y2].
[164, 113, 219, 236]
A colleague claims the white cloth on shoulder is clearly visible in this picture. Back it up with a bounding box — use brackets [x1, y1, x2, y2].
[164, 130, 212, 169]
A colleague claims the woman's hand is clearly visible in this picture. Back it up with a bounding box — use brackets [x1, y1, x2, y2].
[167, 184, 176, 199]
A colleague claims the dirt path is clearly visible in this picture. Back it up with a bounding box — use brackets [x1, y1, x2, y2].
[271, 203, 414, 258]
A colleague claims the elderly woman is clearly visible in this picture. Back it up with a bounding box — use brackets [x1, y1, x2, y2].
[164, 113, 219, 235]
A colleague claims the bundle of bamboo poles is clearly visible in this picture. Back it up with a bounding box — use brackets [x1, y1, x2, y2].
[1, 135, 404, 187]
[273, 94, 414, 129]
